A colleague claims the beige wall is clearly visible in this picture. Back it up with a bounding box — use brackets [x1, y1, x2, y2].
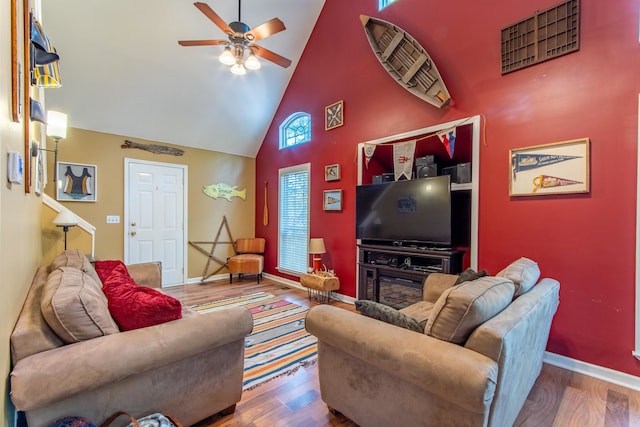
[42, 204, 93, 265]
[1, 0, 44, 424]
[43, 128, 256, 280]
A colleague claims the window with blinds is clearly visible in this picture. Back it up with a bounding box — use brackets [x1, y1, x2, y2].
[278, 164, 310, 275]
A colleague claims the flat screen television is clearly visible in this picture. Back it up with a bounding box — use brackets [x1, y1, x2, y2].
[356, 175, 451, 246]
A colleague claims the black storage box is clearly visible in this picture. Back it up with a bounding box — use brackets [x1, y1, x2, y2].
[372, 173, 395, 184]
[442, 163, 471, 184]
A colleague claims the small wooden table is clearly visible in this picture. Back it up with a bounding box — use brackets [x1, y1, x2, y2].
[300, 273, 340, 304]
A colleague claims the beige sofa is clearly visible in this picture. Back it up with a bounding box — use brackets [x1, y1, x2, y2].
[10, 250, 253, 427]
[306, 258, 560, 427]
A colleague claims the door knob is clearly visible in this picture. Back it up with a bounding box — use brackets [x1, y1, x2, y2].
[130, 231, 137, 236]
[131, 222, 137, 226]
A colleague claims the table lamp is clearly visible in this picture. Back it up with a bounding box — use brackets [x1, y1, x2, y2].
[53, 210, 78, 250]
[309, 238, 326, 272]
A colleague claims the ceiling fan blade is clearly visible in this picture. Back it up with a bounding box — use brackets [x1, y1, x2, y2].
[194, 2, 234, 36]
[245, 18, 286, 42]
[178, 39, 228, 47]
[250, 44, 292, 68]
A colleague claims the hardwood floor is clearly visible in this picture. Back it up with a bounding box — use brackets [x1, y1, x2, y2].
[165, 278, 640, 427]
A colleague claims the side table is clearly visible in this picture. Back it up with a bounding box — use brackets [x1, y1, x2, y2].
[300, 273, 340, 304]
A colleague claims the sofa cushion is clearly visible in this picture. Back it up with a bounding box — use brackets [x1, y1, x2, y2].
[497, 257, 540, 297]
[98, 260, 182, 331]
[399, 300, 434, 324]
[50, 249, 101, 285]
[355, 300, 424, 332]
[41, 267, 119, 344]
[425, 276, 515, 344]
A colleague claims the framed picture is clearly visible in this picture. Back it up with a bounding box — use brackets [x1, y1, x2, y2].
[11, 0, 21, 123]
[509, 138, 590, 196]
[325, 100, 344, 130]
[323, 189, 343, 211]
[56, 162, 98, 202]
[325, 164, 340, 181]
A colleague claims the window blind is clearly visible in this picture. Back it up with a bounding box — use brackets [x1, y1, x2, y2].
[278, 164, 310, 275]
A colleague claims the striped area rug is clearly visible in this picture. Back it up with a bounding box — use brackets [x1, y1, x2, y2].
[191, 292, 317, 390]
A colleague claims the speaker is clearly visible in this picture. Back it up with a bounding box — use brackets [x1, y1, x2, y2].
[416, 163, 437, 178]
[415, 155, 435, 166]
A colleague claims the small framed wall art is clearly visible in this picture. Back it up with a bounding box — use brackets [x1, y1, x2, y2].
[325, 100, 344, 130]
[56, 161, 97, 202]
[324, 164, 340, 181]
[509, 138, 590, 196]
[323, 189, 343, 211]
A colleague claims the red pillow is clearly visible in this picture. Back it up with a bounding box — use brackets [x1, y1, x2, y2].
[96, 260, 182, 331]
[94, 260, 129, 283]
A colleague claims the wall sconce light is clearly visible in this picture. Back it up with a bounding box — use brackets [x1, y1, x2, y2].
[31, 111, 67, 183]
[309, 238, 326, 272]
[52, 209, 78, 250]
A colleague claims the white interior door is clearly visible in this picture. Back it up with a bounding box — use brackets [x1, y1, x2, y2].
[125, 159, 187, 286]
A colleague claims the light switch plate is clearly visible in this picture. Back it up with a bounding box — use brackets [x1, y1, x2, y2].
[106, 215, 120, 224]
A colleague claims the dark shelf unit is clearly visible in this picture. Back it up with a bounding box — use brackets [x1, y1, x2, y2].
[357, 243, 463, 309]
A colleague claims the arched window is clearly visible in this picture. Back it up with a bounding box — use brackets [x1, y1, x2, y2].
[378, 0, 398, 10]
[279, 112, 311, 149]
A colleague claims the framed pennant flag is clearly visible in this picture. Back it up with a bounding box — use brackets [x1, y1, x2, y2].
[509, 138, 590, 196]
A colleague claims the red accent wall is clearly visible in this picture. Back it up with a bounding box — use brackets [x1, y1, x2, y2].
[256, 0, 640, 375]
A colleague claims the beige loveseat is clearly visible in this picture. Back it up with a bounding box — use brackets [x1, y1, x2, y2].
[306, 258, 560, 427]
[10, 250, 253, 427]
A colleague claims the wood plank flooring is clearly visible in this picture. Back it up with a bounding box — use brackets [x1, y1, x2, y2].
[165, 278, 640, 427]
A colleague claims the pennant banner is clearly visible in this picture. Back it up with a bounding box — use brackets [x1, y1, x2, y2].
[438, 127, 456, 158]
[512, 153, 582, 179]
[532, 175, 583, 193]
[393, 140, 416, 181]
[363, 143, 376, 169]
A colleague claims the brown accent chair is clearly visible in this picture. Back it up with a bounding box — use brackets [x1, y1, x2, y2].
[228, 237, 266, 283]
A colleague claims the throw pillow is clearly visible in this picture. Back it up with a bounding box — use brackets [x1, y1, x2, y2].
[425, 276, 515, 344]
[41, 267, 120, 343]
[100, 262, 182, 331]
[50, 249, 101, 285]
[355, 300, 424, 332]
[497, 257, 540, 298]
[455, 268, 488, 285]
[94, 260, 130, 284]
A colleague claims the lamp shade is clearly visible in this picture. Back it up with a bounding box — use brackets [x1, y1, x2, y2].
[219, 47, 235, 65]
[52, 210, 78, 227]
[46, 111, 67, 140]
[245, 52, 261, 70]
[309, 238, 326, 254]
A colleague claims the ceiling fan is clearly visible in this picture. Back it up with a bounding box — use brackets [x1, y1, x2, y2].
[178, 1, 292, 75]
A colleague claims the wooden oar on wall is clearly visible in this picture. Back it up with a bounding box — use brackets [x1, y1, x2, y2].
[263, 181, 269, 226]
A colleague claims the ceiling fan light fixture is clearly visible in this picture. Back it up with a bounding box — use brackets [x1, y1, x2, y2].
[219, 47, 235, 65]
[245, 52, 261, 70]
[230, 62, 246, 75]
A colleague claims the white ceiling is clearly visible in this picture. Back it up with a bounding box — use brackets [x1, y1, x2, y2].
[40, 0, 325, 158]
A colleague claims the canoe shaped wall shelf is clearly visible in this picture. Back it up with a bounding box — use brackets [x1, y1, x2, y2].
[360, 15, 451, 109]
[501, 0, 580, 74]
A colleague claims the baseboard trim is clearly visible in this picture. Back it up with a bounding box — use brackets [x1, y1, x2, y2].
[180, 274, 229, 286]
[543, 351, 640, 391]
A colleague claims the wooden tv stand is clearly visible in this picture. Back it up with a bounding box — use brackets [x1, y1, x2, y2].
[357, 243, 463, 309]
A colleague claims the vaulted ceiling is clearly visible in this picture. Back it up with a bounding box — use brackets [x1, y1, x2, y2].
[41, 0, 325, 158]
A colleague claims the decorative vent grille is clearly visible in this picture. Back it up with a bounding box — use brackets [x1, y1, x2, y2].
[501, 0, 579, 74]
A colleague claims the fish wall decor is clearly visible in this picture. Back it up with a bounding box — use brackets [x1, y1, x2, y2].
[202, 183, 247, 201]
